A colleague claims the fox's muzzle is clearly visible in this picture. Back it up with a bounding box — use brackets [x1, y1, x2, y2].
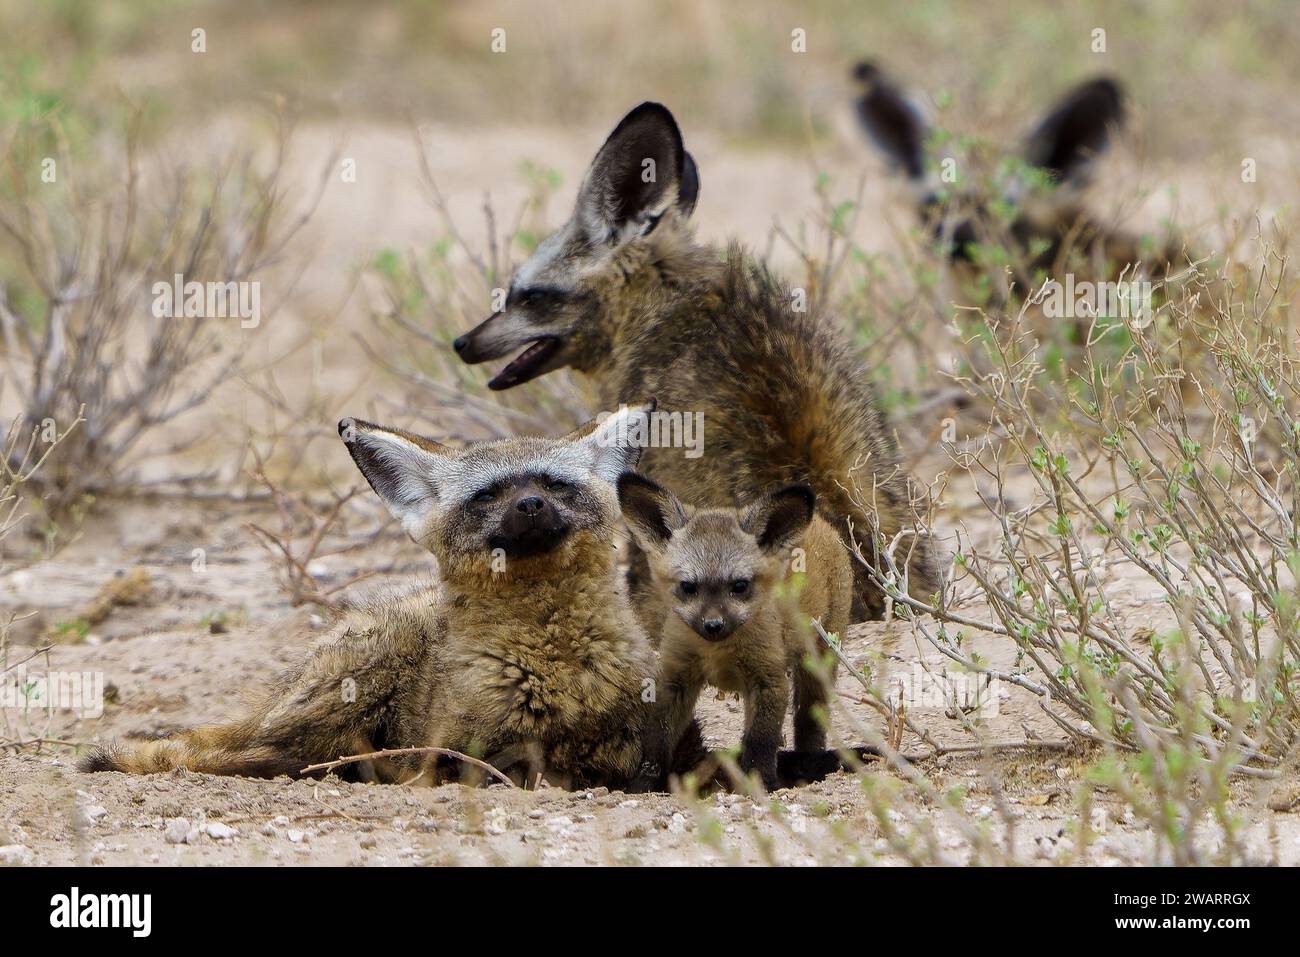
[452, 313, 508, 364]
[692, 615, 736, 642]
[487, 486, 572, 557]
[453, 312, 564, 390]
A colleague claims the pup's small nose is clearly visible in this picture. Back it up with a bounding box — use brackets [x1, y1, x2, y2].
[516, 496, 544, 516]
[703, 619, 725, 636]
[452, 335, 469, 354]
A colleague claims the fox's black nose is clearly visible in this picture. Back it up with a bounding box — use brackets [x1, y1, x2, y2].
[703, 618, 725, 636]
[516, 496, 544, 516]
[452, 335, 469, 354]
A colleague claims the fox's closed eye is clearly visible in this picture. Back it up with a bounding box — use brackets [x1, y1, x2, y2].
[517, 287, 568, 308]
[546, 478, 570, 493]
[473, 489, 497, 503]
[678, 581, 698, 597]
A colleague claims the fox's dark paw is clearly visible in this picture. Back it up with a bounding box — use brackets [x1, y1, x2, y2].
[776, 745, 892, 786]
[740, 749, 780, 792]
[776, 749, 841, 785]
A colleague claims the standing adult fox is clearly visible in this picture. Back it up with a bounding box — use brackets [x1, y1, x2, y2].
[453, 103, 940, 619]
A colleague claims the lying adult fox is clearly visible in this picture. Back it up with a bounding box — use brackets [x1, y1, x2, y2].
[452, 103, 941, 619]
[82, 406, 681, 786]
[80, 406, 849, 787]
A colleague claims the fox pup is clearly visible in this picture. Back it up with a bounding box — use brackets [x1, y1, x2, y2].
[452, 101, 941, 620]
[618, 474, 853, 792]
[82, 404, 692, 788]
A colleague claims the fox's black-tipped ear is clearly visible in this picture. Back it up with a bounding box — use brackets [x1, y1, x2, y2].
[618, 472, 688, 551]
[853, 62, 929, 182]
[577, 102, 691, 242]
[1022, 77, 1125, 185]
[677, 151, 700, 217]
[338, 417, 453, 533]
[740, 484, 816, 552]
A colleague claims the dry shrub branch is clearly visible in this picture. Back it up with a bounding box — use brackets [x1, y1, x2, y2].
[0, 108, 328, 514]
[842, 237, 1297, 864]
[361, 125, 588, 443]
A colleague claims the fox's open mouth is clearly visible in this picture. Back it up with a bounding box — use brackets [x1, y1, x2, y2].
[488, 338, 561, 391]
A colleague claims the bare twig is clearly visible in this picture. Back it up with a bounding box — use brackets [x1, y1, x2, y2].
[300, 747, 516, 787]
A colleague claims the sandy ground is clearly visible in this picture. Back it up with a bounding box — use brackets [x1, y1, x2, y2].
[2, 493, 1298, 867]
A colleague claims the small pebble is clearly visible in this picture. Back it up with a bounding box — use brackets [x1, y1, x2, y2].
[164, 818, 191, 845]
[0, 845, 32, 865]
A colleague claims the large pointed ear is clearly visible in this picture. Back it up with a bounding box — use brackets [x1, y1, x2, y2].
[1022, 77, 1125, 186]
[617, 472, 687, 552]
[566, 400, 657, 484]
[576, 103, 693, 244]
[338, 417, 454, 533]
[677, 150, 700, 218]
[852, 62, 930, 182]
[740, 484, 816, 553]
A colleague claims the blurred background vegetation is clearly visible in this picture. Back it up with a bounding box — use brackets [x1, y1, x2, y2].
[0, 0, 1295, 488]
[3, 0, 1297, 148]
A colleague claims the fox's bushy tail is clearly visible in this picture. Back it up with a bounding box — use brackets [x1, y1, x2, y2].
[78, 724, 309, 779]
[79, 598, 439, 781]
[809, 453, 942, 619]
[719, 255, 943, 617]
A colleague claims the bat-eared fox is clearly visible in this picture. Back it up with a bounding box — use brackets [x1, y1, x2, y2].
[83, 406, 687, 787]
[453, 101, 942, 620]
[852, 61, 1195, 306]
[618, 474, 853, 792]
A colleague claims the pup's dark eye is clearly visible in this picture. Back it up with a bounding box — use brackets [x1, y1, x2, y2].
[731, 579, 751, 596]
[545, 479, 570, 493]
[679, 581, 698, 597]
[472, 489, 497, 504]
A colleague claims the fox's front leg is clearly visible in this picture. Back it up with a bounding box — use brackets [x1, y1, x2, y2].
[629, 673, 702, 793]
[740, 674, 790, 792]
[792, 656, 837, 754]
